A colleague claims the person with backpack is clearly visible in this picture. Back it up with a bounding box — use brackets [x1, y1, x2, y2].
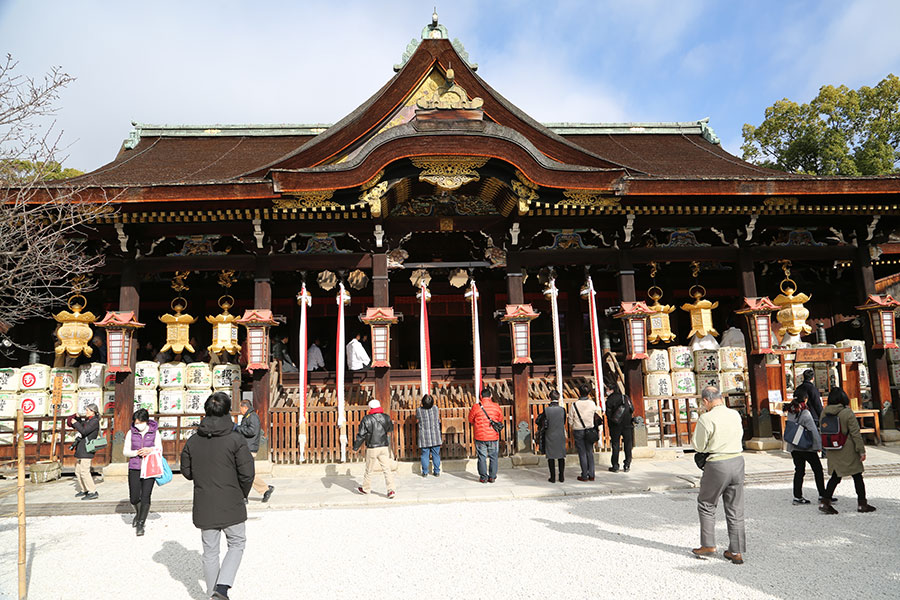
[569, 383, 602, 481]
[819, 387, 876, 514]
[605, 383, 634, 472]
[468, 388, 503, 483]
[783, 397, 826, 505]
[536, 390, 567, 483]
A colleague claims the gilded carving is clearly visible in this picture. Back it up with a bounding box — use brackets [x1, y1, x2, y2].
[360, 171, 385, 191]
[359, 181, 389, 217]
[512, 171, 538, 215]
[763, 196, 799, 209]
[411, 156, 488, 190]
[274, 190, 338, 209]
[561, 190, 620, 209]
[416, 67, 484, 111]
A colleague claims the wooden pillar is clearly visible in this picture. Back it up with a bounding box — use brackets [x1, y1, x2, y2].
[567, 286, 585, 364]
[616, 255, 644, 419]
[738, 251, 777, 447]
[506, 258, 531, 452]
[112, 262, 139, 462]
[855, 242, 894, 428]
[372, 253, 391, 412]
[253, 260, 272, 454]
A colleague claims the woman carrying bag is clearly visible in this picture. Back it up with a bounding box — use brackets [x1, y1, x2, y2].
[783, 397, 826, 505]
[68, 403, 102, 500]
[122, 408, 162, 536]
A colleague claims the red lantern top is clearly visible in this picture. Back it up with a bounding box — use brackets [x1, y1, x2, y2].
[735, 297, 779, 315]
[500, 304, 540, 322]
[614, 301, 653, 318]
[96, 311, 145, 329]
[235, 309, 277, 327]
[358, 307, 400, 326]
[855, 294, 900, 312]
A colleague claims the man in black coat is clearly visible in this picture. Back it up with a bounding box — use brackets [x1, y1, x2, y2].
[794, 369, 823, 425]
[605, 383, 635, 473]
[182, 392, 255, 600]
[237, 400, 274, 502]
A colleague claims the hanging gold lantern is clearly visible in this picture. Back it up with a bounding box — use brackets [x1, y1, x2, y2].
[681, 285, 719, 339]
[159, 297, 196, 354]
[206, 295, 241, 355]
[773, 264, 812, 339]
[54, 294, 97, 358]
[646, 285, 676, 344]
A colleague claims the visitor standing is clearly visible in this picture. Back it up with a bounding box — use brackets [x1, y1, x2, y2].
[569, 383, 601, 481]
[181, 392, 255, 600]
[691, 386, 746, 565]
[819, 387, 876, 514]
[536, 390, 567, 483]
[354, 399, 395, 497]
[236, 400, 274, 503]
[416, 394, 442, 477]
[122, 408, 162, 536]
[68, 403, 100, 500]
[794, 369, 823, 425]
[468, 388, 502, 483]
[605, 384, 634, 472]
[784, 397, 826, 504]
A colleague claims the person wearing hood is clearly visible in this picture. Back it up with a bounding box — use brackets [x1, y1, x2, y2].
[68, 403, 101, 500]
[182, 392, 255, 600]
[236, 400, 274, 503]
[536, 390, 567, 483]
[122, 408, 163, 536]
[353, 399, 395, 498]
[819, 387, 876, 515]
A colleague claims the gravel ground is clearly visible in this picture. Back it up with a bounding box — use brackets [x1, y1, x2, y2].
[2, 476, 898, 600]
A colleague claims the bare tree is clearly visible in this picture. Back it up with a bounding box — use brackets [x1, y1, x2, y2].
[0, 54, 113, 353]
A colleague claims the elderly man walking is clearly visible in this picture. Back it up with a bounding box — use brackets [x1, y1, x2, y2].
[691, 386, 746, 565]
[354, 399, 395, 498]
[182, 392, 255, 600]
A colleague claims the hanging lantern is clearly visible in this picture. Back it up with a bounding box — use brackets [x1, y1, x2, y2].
[856, 294, 900, 349]
[96, 311, 145, 372]
[54, 295, 97, 358]
[646, 286, 676, 344]
[236, 309, 277, 372]
[681, 285, 719, 339]
[359, 307, 400, 367]
[206, 295, 241, 355]
[773, 278, 812, 339]
[500, 304, 540, 364]
[159, 297, 197, 354]
[735, 297, 778, 354]
[614, 301, 653, 360]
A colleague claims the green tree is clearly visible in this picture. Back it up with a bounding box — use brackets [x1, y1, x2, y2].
[742, 74, 900, 176]
[0, 159, 83, 182]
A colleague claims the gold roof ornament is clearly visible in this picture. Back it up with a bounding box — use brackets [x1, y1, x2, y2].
[647, 285, 676, 344]
[416, 64, 484, 111]
[54, 294, 97, 358]
[773, 263, 812, 338]
[160, 297, 196, 354]
[206, 295, 241, 355]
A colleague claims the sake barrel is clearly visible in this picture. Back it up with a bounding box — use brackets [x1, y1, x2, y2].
[159, 362, 186, 389]
[719, 371, 747, 394]
[50, 367, 78, 391]
[185, 363, 212, 389]
[859, 363, 870, 388]
[644, 373, 672, 397]
[0, 368, 19, 392]
[0, 392, 17, 417]
[77, 389, 103, 415]
[668, 346, 694, 371]
[836, 340, 866, 363]
[643, 349, 670, 374]
[157, 416, 178, 441]
[103, 390, 116, 414]
[718, 347, 747, 371]
[887, 347, 900, 363]
[57, 392, 77, 417]
[20, 364, 51, 391]
[22, 421, 39, 444]
[672, 370, 698, 396]
[76, 363, 106, 389]
[19, 391, 48, 417]
[134, 361, 159, 389]
[103, 372, 116, 390]
[159, 389, 185, 414]
[184, 389, 210, 413]
[133, 389, 158, 414]
[212, 364, 241, 390]
[693, 350, 719, 373]
[695, 372, 721, 393]
[181, 416, 202, 440]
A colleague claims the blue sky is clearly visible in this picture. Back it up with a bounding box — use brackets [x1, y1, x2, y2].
[2, 0, 899, 172]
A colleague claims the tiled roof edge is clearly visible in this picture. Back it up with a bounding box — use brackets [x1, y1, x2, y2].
[543, 118, 721, 145]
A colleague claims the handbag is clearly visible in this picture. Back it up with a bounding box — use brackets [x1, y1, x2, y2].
[140, 449, 164, 479]
[694, 452, 710, 470]
[784, 418, 813, 450]
[479, 403, 504, 435]
[84, 434, 107, 453]
[574, 402, 600, 445]
[155, 456, 173, 486]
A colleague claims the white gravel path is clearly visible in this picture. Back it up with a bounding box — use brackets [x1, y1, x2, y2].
[2, 476, 898, 600]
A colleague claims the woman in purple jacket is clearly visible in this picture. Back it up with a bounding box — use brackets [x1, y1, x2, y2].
[122, 408, 162, 536]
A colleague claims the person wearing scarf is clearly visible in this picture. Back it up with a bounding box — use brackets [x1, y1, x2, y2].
[353, 399, 395, 498]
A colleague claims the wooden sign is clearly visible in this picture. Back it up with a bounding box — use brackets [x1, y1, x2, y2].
[794, 347, 849, 362]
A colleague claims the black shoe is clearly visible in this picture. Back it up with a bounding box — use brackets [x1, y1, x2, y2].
[623, 466, 630, 473]
[81, 492, 99, 500]
[132, 503, 141, 527]
[211, 592, 229, 600]
[479, 476, 487, 483]
[793, 497, 811, 505]
[608, 466, 619, 473]
[357, 486, 368, 494]
[262, 485, 274, 503]
[433, 472, 440, 477]
[422, 473, 428, 478]
[548, 477, 556, 483]
[559, 475, 565, 482]
[488, 478, 496, 483]
[135, 502, 150, 536]
[818, 496, 838, 503]
[75, 491, 86, 498]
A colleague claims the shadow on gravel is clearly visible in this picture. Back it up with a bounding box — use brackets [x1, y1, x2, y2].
[153, 540, 207, 600]
[533, 484, 900, 600]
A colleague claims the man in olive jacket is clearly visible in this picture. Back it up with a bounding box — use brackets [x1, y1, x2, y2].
[182, 392, 255, 600]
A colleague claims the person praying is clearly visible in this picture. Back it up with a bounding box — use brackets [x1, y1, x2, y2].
[346, 332, 371, 371]
[308, 338, 325, 371]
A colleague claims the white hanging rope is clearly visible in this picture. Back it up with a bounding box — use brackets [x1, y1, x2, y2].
[466, 280, 482, 396]
[547, 278, 564, 398]
[584, 276, 607, 409]
[418, 282, 432, 397]
[335, 283, 349, 462]
[296, 283, 311, 462]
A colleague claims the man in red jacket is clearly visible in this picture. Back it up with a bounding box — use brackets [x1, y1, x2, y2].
[469, 388, 502, 483]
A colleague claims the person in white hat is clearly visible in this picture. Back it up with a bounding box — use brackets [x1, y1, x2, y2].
[353, 399, 395, 498]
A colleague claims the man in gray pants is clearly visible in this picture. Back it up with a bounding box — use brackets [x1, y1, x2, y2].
[182, 392, 255, 600]
[690, 386, 746, 565]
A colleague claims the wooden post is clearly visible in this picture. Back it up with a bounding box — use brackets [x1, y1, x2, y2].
[506, 259, 531, 452]
[49, 375, 62, 462]
[855, 242, 894, 429]
[616, 255, 645, 419]
[372, 253, 392, 416]
[112, 262, 139, 462]
[17, 408, 26, 600]
[254, 260, 272, 455]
